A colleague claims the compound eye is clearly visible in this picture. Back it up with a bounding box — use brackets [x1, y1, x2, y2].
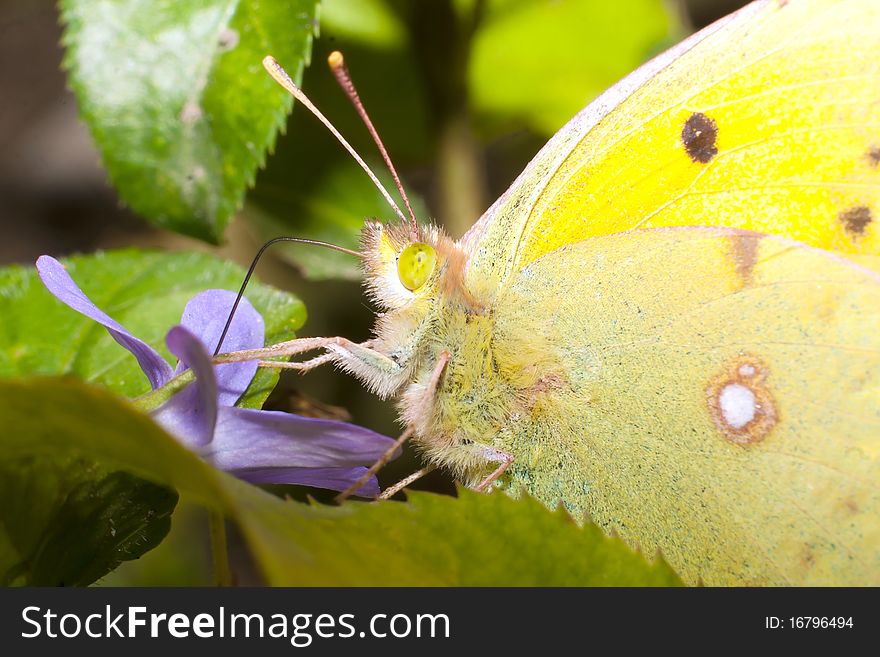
[397, 243, 436, 291]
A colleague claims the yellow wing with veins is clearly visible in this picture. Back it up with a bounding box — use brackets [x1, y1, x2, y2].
[463, 0, 880, 298]
[491, 227, 880, 585]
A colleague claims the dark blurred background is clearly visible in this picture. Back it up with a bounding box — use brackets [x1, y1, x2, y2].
[0, 0, 748, 584]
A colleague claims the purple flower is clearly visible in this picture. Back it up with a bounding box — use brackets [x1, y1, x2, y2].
[35, 255, 395, 497]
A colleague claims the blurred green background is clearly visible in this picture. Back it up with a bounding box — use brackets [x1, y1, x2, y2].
[0, 0, 748, 584]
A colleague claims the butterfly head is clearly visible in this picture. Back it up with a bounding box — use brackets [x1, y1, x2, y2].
[360, 220, 467, 310]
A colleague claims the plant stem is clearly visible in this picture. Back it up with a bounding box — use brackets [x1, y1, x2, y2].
[437, 114, 487, 238]
[410, 0, 488, 238]
[209, 510, 232, 586]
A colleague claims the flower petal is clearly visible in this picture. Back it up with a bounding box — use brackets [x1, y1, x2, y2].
[176, 289, 263, 406]
[200, 405, 397, 472]
[151, 326, 218, 448]
[36, 255, 173, 389]
[235, 466, 380, 498]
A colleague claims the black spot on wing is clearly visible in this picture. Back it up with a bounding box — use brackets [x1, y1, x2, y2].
[839, 205, 873, 237]
[682, 112, 718, 164]
[867, 146, 880, 168]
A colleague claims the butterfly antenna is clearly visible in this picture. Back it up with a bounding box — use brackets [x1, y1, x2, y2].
[262, 56, 408, 224]
[327, 51, 419, 236]
[213, 236, 361, 356]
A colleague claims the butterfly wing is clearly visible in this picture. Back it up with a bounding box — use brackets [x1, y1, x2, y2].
[491, 227, 880, 585]
[464, 0, 880, 298]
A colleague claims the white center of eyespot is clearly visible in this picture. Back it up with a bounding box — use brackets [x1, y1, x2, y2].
[738, 364, 756, 377]
[718, 383, 757, 429]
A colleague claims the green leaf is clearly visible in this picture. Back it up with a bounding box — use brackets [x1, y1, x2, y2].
[239, 486, 684, 586]
[59, 0, 320, 242]
[321, 0, 408, 49]
[0, 378, 224, 508]
[0, 250, 304, 584]
[0, 459, 176, 586]
[0, 249, 305, 407]
[97, 502, 213, 586]
[468, 0, 681, 135]
[0, 377, 683, 586]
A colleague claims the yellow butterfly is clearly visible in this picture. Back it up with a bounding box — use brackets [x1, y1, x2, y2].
[238, 0, 880, 586]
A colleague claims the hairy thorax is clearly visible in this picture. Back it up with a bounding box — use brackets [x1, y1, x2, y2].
[392, 281, 581, 495]
[393, 301, 505, 477]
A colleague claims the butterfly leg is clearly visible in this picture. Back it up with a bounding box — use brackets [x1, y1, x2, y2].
[214, 335, 340, 362]
[258, 352, 335, 372]
[216, 335, 409, 395]
[350, 351, 450, 502]
[473, 448, 514, 493]
[378, 465, 437, 500]
[335, 426, 415, 503]
[216, 336, 396, 369]
[404, 349, 450, 427]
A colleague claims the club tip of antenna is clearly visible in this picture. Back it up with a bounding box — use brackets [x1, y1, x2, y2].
[327, 50, 345, 69]
[262, 55, 277, 69]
